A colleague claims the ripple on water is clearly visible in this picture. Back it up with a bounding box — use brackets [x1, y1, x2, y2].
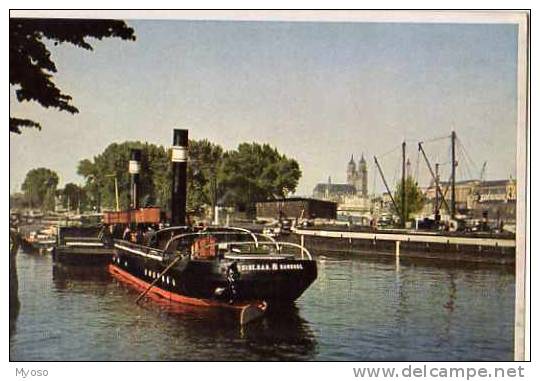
[10, 250, 514, 361]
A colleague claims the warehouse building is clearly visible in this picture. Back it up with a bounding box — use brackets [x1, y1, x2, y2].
[256, 198, 337, 221]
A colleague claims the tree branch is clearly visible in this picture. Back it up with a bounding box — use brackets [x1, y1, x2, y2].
[10, 117, 42, 134]
[9, 18, 136, 133]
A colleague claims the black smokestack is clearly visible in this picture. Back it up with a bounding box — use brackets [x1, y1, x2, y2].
[129, 148, 142, 209]
[171, 129, 188, 225]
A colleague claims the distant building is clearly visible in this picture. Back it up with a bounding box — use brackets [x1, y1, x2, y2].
[312, 177, 356, 203]
[337, 194, 371, 222]
[422, 178, 517, 222]
[311, 155, 371, 221]
[347, 154, 368, 197]
[477, 179, 517, 202]
[423, 180, 481, 211]
[313, 154, 369, 203]
[379, 192, 395, 210]
[255, 198, 337, 220]
[472, 179, 517, 223]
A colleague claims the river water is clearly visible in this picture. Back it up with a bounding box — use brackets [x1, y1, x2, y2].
[9, 249, 514, 361]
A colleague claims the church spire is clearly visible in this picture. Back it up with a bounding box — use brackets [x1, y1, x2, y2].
[347, 154, 356, 186]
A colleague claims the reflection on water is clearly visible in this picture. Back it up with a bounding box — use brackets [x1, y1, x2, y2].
[10, 249, 514, 361]
[305, 253, 514, 361]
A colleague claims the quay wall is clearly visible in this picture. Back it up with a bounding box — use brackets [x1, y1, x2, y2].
[289, 228, 515, 265]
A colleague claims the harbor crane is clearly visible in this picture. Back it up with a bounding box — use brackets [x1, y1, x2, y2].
[417, 141, 450, 214]
[417, 130, 458, 219]
[373, 141, 407, 228]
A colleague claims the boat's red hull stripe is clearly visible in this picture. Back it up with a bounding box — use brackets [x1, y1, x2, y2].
[108, 264, 253, 310]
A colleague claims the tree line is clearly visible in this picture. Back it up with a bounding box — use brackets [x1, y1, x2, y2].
[12, 139, 302, 217]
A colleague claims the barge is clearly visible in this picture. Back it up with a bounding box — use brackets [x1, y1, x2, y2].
[52, 226, 115, 265]
[291, 226, 515, 265]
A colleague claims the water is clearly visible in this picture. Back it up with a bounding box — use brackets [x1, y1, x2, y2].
[9, 250, 514, 361]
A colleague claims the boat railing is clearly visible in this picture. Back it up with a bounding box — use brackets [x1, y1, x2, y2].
[211, 241, 313, 260]
[113, 239, 165, 258]
[116, 226, 312, 260]
[202, 226, 260, 247]
[162, 230, 279, 253]
[154, 226, 191, 235]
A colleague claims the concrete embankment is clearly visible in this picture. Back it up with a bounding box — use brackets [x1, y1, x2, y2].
[289, 227, 515, 265]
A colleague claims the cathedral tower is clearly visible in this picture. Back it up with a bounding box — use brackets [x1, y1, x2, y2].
[358, 153, 368, 197]
[347, 154, 356, 185]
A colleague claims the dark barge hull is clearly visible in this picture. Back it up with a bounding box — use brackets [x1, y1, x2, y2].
[53, 226, 114, 265]
[53, 245, 115, 265]
[289, 231, 515, 265]
[112, 240, 317, 307]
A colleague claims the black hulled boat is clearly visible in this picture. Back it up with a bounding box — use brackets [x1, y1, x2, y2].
[106, 130, 317, 324]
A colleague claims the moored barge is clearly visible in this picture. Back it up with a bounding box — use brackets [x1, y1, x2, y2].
[53, 226, 115, 265]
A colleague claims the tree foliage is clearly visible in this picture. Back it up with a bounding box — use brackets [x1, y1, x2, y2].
[61, 182, 87, 211]
[21, 167, 59, 210]
[77, 142, 170, 211]
[393, 176, 425, 221]
[76, 139, 302, 218]
[219, 143, 302, 214]
[77, 139, 225, 214]
[187, 139, 224, 213]
[10, 18, 135, 133]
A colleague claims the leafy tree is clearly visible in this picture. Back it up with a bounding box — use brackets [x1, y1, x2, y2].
[21, 167, 59, 210]
[145, 143, 172, 210]
[43, 186, 57, 211]
[187, 139, 224, 214]
[77, 140, 302, 219]
[77, 142, 170, 211]
[77, 139, 226, 214]
[61, 183, 87, 211]
[219, 143, 302, 215]
[10, 18, 135, 133]
[77, 158, 102, 211]
[393, 176, 425, 221]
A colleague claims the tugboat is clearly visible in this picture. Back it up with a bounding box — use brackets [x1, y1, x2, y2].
[106, 130, 317, 324]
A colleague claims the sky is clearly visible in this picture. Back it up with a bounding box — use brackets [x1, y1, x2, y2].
[10, 19, 519, 196]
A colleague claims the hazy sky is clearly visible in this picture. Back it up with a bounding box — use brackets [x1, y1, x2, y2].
[10, 19, 518, 195]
